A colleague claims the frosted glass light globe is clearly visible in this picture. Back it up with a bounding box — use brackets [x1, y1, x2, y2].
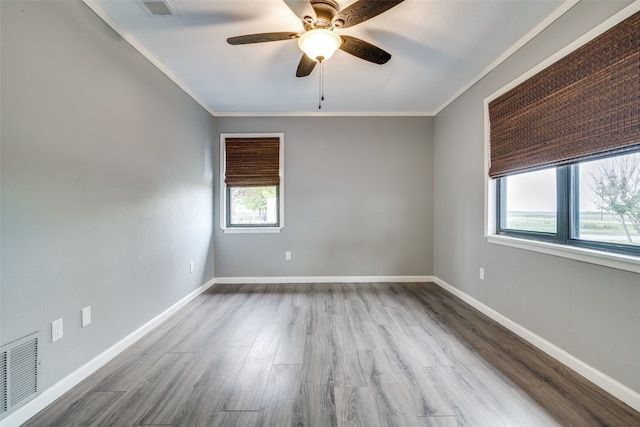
[298, 29, 342, 62]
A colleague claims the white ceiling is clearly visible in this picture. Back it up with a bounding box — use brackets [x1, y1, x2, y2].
[83, 0, 570, 116]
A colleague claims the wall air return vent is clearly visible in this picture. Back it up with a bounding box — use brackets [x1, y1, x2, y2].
[0, 351, 6, 415]
[0, 332, 39, 420]
[142, 0, 173, 16]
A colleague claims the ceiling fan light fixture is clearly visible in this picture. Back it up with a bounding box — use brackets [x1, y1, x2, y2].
[298, 29, 342, 62]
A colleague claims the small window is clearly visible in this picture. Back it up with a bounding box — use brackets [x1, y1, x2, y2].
[220, 133, 284, 233]
[228, 186, 279, 226]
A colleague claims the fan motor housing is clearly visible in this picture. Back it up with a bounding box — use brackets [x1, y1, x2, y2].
[310, 0, 339, 28]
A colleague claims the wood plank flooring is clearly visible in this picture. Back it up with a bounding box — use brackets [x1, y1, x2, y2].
[24, 282, 640, 426]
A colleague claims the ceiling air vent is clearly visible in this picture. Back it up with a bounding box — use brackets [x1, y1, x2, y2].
[0, 332, 39, 420]
[142, 0, 173, 16]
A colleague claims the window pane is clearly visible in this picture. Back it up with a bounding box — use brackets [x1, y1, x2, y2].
[503, 168, 557, 233]
[575, 152, 640, 245]
[229, 186, 278, 226]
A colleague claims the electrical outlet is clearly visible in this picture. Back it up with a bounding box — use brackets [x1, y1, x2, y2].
[82, 306, 91, 327]
[479, 268, 485, 281]
[285, 251, 292, 261]
[190, 261, 194, 273]
[52, 318, 63, 342]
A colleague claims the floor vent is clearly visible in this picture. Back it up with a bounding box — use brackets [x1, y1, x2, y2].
[0, 333, 39, 419]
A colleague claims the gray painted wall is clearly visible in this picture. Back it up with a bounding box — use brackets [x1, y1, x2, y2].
[214, 116, 434, 278]
[3, 0, 637, 416]
[434, 1, 640, 393]
[1, 0, 214, 392]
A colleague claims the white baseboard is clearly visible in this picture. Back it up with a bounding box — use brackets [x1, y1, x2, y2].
[0, 279, 214, 427]
[5, 275, 638, 426]
[213, 275, 436, 284]
[430, 276, 640, 413]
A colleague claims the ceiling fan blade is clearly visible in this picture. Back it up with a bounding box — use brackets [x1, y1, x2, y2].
[333, 0, 405, 28]
[227, 32, 299, 45]
[339, 35, 391, 64]
[296, 54, 317, 77]
[282, 0, 315, 21]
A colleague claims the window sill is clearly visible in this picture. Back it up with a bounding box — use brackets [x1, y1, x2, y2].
[221, 227, 282, 234]
[486, 234, 640, 275]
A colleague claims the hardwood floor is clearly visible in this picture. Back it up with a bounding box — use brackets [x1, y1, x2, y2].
[24, 282, 639, 426]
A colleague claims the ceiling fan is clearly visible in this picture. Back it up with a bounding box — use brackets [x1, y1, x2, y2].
[227, 0, 405, 77]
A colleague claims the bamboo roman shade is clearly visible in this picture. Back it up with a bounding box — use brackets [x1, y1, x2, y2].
[488, 11, 640, 178]
[224, 137, 280, 187]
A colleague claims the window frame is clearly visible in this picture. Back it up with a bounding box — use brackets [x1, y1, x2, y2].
[486, 158, 640, 275]
[495, 162, 640, 258]
[220, 133, 284, 234]
[496, 167, 565, 243]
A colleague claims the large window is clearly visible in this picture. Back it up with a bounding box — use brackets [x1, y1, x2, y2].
[488, 10, 640, 265]
[497, 151, 640, 256]
[220, 133, 284, 233]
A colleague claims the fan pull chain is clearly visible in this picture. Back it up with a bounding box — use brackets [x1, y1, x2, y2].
[318, 60, 325, 110]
